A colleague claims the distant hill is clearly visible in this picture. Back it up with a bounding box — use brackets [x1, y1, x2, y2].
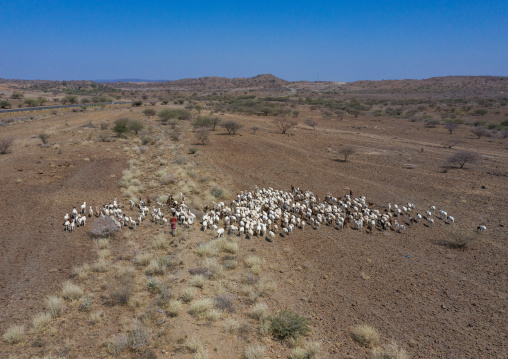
[94, 79, 169, 83]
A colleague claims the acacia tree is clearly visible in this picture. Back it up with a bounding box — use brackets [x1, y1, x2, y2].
[274, 118, 297, 134]
[444, 122, 459, 134]
[304, 118, 318, 129]
[339, 146, 356, 162]
[447, 150, 479, 169]
[221, 120, 242, 135]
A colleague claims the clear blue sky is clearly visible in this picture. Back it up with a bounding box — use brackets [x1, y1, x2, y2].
[1, 0, 506, 82]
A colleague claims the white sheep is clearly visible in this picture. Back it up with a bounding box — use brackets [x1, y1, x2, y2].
[217, 228, 225, 238]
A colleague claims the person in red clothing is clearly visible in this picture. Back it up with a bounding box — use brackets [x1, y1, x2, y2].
[171, 215, 177, 237]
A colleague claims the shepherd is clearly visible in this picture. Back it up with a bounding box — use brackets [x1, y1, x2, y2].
[171, 215, 177, 237]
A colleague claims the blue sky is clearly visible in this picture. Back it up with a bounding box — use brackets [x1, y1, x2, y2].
[1, 0, 506, 82]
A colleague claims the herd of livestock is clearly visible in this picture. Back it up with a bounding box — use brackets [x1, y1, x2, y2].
[62, 186, 487, 237]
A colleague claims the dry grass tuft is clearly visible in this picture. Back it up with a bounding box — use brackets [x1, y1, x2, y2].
[203, 257, 225, 279]
[223, 318, 241, 334]
[61, 280, 84, 301]
[3, 325, 25, 344]
[258, 279, 277, 297]
[152, 235, 168, 250]
[91, 258, 109, 273]
[371, 341, 410, 359]
[45, 296, 65, 318]
[245, 255, 265, 268]
[243, 344, 266, 359]
[190, 274, 208, 288]
[90, 310, 106, 325]
[181, 287, 198, 303]
[351, 325, 380, 348]
[165, 300, 182, 317]
[136, 253, 153, 267]
[195, 242, 219, 257]
[145, 258, 166, 275]
[73, 263, 91, 279]
[95, 237, 110, 249]
[250, 302, 270, 320]
[32, 312, 52, 331]
[189, 298, 215, 320]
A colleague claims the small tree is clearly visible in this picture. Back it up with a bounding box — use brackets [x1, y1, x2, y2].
[0, 100, 12, 109]
[0, 137, 14, 154]
[128, 119, 144, 135]
[195, 127, 210, 145]
[444, 122, 459, 134]
[132, 100, 143, 107]
[470, 126, 489, 138]
[209, 116, 222, 131]
[10, 92, 24, 99]
[65, 95, 78, 104]
[36, 97, 47, 106]
[304, 118, 318, 129]
[38, 133, 50, 144]
[161, 99, 169, 105]
[193, 116, 213, 129]
[339, 146, 356, 162]
[143, 109, 156, 118]
[24, 98, 38, 107]
[221, 120, 242, 135]
[274, 118, 297, 134]
[447, 150, 479, 169]
[113, 118, 130, 137]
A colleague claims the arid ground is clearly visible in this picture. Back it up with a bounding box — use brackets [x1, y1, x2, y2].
[1, 77, 507, 358]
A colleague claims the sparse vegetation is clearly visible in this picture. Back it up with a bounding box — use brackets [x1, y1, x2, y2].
[221, 120, 243, 135]
[270, 310, 311, 340]
[446, 150, 479, 169]
[274, 118, 297, 134]
[45, 296, 65, 318]
[338, 145, 356, 162]
[38, 132, 50, 144]
[61, 281, 83, 301]
[143, 108, 156, 117]
[3, 325, 25, 345]
[371, 341, 410, 359]
[0, 137, 14, 154]
[243, 344, 266, 359]
[351, 325, 380, 348]
[88, 216, 120, 237]
[304, 118, 318, 129]
[195, 127, 211, 145]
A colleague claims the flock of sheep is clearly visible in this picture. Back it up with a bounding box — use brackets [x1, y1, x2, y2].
[62, 186, 487, 236]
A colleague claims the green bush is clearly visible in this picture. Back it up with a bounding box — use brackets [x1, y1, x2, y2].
[0, 100, 12, 108]
[128, 119, 144, 134]
[132, 100, 143, 107]
[113, 118, 131, 136]
[270, 310, 310, 340]
[189, 147, 198, 154]
[143, 109, 156, 117]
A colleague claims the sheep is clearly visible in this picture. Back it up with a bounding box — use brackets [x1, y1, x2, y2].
[64, 220, 70, 231]
[447, 215, 455, 224]
[217, 228, 225, 238]
[81, 202, 87, 214]
[268, 231, 275, 241]
[477, 225, 486, 232]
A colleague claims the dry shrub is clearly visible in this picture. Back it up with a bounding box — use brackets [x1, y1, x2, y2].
[288, 341, 321, 359]
[243, 344, 266, 359]
[195, 242, 219, 257]
[152, 235, 168, 250]
[351, 325, 380, 348]
[160, 172, 177, 185]
[214, 294, 235, 313]
[0, 137, 14, 154]
[446, 150, 479, 169]
[108, 333, 129, 356]
[73, 263, 91, 279]
[88, 216, 120, 238]
[109, 270, 134, 305]
[371, 341, 410, 359]
[128, 325, 150, 351]
[3, 325, 25, 344]
[258, 279, 277, 297]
